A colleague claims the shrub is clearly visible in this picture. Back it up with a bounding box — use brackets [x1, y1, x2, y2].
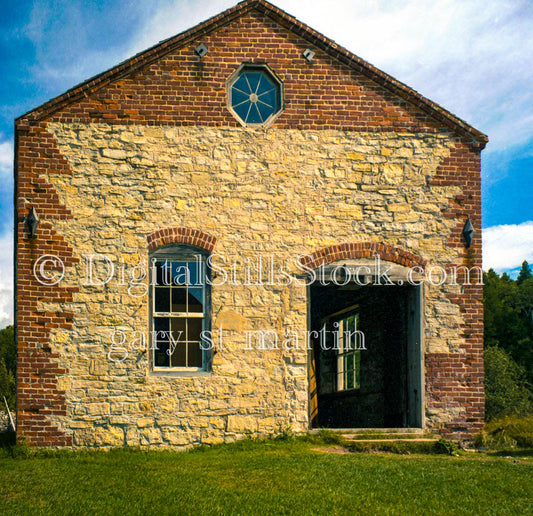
[0, 358, 15, 411]
[434, 438, 459, 456]
[474, 415, 533, 449]
[0, 325, 15, 411]
[484, 346, 532, 421]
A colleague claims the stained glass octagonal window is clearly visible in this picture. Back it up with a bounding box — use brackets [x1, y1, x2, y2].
[227, 64, 283, 127]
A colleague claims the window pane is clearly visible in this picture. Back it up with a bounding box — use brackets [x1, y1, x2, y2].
[234, 101, 250, 121]
[246, 103, 262, 124]
[257, 101, 274, 122]
[346, 367, 354, 390]
[257, 75, 274, 95]
[155, 287, 170, 313]
[233, 75, 251, 94]
[188, 288, 203, 313]
[259, 87, 277, 111]
[154, 342, 170, 367]
[232, 88, 249, 106]
[188, 261, 202, 287]
[346, 354, 354, 372]
[172, 288, 187, 313]
[170, 318, 186, 344]
[154, 317, 169, 337]
[188, 318, 203, 341]
[154, 317, 169, 332]
[348, 315, 355, 350]
[151, 250, 208, 370]
[333, 321, 344, 353]
[155, 261, 171, 286]
[170, 342, 186, 367]
[246, 72, 261, 93]
[188, 342, 203, 368]
[355, 352, 361, 388]
[171, 261, 189, 286]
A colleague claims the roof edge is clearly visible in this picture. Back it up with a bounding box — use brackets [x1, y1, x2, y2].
[252, 1, 487, 146]
[16, 0, 488, 147]
[16, 0, 257, 124]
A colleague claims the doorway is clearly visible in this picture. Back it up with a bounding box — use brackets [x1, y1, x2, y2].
[309, 280, 423, 428]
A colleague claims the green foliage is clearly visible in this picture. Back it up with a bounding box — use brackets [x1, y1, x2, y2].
[0, 325, 15, 374]
[0, 325, 15, 411]
[0, 358, 15, 410]
[434, 438, 459, 456]
[273, 426, 295, 441]
[297, 429, 345, 446]
[484, 346, 532, 420]
[483, 268, 533, 392]
[5, 439, 31, 459]
[516, 260, 532, 285]
[475, 415, 533, 450]
[315, 429, 344, 445]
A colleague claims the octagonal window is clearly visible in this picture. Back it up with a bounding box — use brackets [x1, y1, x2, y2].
[227, 64, 283, 127]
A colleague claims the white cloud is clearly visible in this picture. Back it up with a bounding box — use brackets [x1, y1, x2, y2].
[127, 0, 236, 56]
[483, 221, 533, 272]
[0, 137, 13, 180]
[0, 231, 13, 329]
[276, 0, 533, 154]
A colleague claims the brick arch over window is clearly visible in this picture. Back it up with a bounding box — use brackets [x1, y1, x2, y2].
[147, 227, 217, 252]
[299, 242, 427, 270]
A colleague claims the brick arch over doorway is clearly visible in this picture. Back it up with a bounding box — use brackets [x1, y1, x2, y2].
[299, 242, 427, 270]
[147, 227, 217, 252]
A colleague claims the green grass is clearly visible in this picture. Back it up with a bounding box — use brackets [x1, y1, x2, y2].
[1, 438, 532, 515]
[475, 414, 533, 449]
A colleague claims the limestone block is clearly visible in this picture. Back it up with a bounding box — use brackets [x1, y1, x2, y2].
[227, 415, 258, 433]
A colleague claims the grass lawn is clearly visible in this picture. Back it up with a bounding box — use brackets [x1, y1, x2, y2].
[0, 439, 532, 515]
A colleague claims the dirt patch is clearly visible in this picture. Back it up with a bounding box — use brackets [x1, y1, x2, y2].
[312, 446, 352, 454]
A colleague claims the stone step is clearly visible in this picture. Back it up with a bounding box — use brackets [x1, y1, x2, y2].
[315, 428, 426, 434]
[343, 438, 439, 443]
[311, 428, 438, 441]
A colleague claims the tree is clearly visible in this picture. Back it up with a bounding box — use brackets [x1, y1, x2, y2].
[0, 325, 15, 375]
[0, 358, 15, 410]
[484, 346, 531, 420]
[483, 269, 533, 387]
[516, 260, 532, 285]
[0, 326, 15, 411]
[516, 277, 533, 323]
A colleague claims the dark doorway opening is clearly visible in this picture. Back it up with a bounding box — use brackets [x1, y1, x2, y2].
[309, 281, 422, 429]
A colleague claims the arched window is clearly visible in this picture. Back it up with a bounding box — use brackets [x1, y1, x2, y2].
[150, 245, 212, 372]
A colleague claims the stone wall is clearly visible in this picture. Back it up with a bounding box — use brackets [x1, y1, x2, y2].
[21, 123, 472, 447]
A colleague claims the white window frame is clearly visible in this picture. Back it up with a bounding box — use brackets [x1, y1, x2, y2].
[323, 305, 361, 392]
[149, 245, 211, 373]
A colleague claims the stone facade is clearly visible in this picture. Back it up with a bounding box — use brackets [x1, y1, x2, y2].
[15, 0, 486, 447]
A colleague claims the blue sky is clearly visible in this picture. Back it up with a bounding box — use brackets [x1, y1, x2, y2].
[1, 0, 532, 326]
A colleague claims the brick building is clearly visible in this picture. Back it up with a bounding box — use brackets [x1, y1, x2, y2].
[15, 0, 487, 447]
